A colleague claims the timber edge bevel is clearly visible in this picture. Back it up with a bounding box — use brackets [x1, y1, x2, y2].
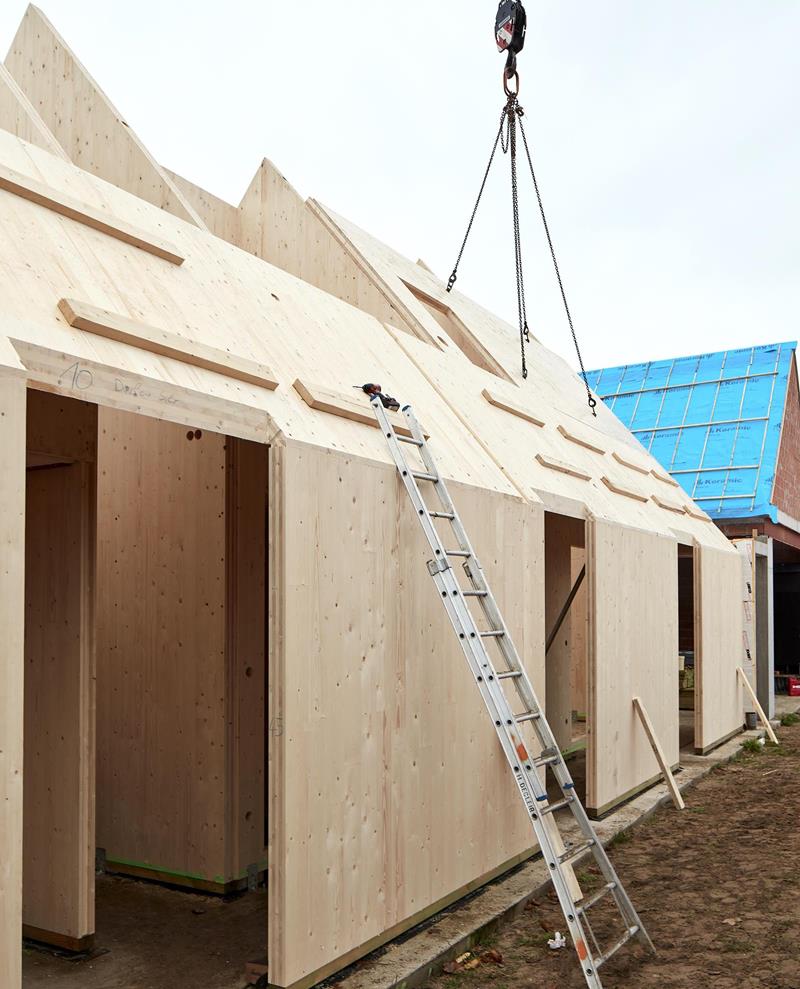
[557, 423, 606, 455]
[0, 164, 185, 265]
[601, 475, 648, 503]
[535, 452, 591, 481]
[292, 379, 427, 438]
[58, 298, 279, 391]
[482, 388, 545, 427]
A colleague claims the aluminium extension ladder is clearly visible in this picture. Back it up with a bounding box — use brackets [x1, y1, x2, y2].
[370, 396, 654, 989]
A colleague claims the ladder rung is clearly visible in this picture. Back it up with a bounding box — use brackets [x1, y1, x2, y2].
[463, 590, 487, 597]
[497, 671, 522, 681]
[515, 711, 541, 723]
[412, 471, 438, 482]
[541, 797, 574, 815]
[533, 753, 560, 769]
[595, 927, 639, 969]
[429, 511, 455, 520]
[558, 839, 595, 864]
[577, 882, 617, 916]
[396, 434, 424, 446]
[446, 550, 471, 557]
[480, 630, 505, 638]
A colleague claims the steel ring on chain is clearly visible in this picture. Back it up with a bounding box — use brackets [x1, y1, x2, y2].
[503, 69, 520, 98]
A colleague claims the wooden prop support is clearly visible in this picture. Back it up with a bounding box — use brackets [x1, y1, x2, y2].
[737, 668, 778, 744]
[545, 565, 586, 654]
[632, 697, 685, 811]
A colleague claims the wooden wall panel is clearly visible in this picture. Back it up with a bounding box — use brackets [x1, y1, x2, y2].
[269, 442, 543, 988]
[545, 514, 585, 750]
[570, 546, 588, 718]
[5, 7, 206, 228]
[24, 460, 95, 945]
[95, 409, 228, 882]
[0, 370, 26, 989]
[0, 64, 66, 159]
[695, 544, 744, 752]
[225, 437, 268, 878]
[588, 521, 679, 815]
[237, 161, 419, 337]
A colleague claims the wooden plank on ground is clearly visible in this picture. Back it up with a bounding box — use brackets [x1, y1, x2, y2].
[0, 164, 184, 264]
[632, 697, 685, 810]
[58, 299, 279, 391]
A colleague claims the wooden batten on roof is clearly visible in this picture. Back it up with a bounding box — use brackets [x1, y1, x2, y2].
[292, 379, 426, 438]
[0, 165, 185, 264]
[482, 387, 545, 426]
[58, 299, 279, 391]
[601, 475, 649, 503]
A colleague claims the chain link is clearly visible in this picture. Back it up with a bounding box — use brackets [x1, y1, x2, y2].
[517, 114, 596, 414]
[446, 83, 596, 412]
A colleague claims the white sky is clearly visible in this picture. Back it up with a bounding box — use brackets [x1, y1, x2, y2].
[1, 1, 798, 371]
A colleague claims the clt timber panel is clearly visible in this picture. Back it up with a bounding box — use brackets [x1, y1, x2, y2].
[269, 441, 543, 988]
[695, 544, 744, 753]
[95, 410, 229, 885]
[587, 520, 679, 816]
[23, 390, 97, 949]
[0, 368, 27, 989]
[24, 461, 96, 947]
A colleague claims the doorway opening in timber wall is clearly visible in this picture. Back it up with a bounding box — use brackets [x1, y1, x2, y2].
[21, 391, 270, 989]
[677, 544, 698, 753]
[544, 513, 588, 805]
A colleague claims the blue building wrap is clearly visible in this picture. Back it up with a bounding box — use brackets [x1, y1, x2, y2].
[586, 342, 797, 522]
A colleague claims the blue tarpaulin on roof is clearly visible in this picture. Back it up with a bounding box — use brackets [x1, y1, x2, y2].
[586, 342, 797, 522]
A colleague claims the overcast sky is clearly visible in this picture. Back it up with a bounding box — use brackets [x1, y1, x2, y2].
[1, 1, 797, 371]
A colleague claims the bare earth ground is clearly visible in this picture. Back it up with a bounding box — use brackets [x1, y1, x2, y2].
[425, 721, 800, 989]
[23, 878, 265, 989]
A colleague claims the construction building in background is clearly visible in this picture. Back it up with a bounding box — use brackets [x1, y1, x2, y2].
[0, 6, 755, 989]
[587, 342, 800, 720]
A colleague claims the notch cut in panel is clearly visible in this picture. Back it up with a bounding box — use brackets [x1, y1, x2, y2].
[401, 281, 513, 382]
[482, 388, 544, 427]
[535, 453, 591, 481]
[57, 299, 278, 391]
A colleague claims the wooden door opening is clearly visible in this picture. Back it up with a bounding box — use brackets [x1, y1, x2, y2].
[677, 545, 697, 752]
[23, 397, 270, 987]
[544, 513, 588, 803]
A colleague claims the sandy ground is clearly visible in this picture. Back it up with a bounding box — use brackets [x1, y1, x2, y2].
[425, 719, 800, 989]
[23, 876, 265, 989]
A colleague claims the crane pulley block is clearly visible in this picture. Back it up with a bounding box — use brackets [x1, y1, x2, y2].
[495, 0, 527, 76]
